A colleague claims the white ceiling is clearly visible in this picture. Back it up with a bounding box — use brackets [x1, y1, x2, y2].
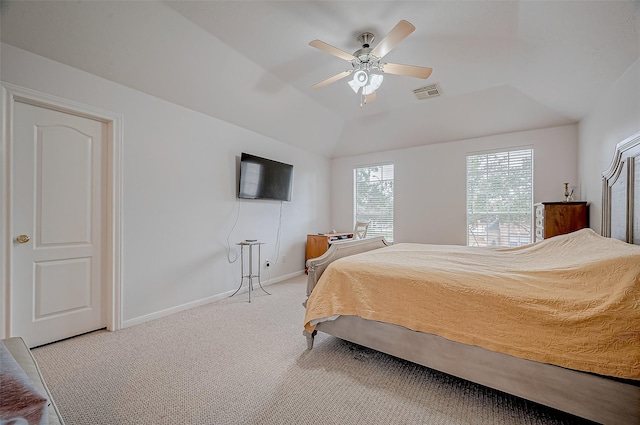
[1, 1, 639, 158]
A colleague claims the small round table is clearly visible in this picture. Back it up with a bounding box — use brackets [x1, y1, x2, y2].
[230, 241, 271, 302]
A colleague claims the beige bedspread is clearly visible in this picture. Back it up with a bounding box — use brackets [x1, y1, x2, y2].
[304, 229, 640, 380]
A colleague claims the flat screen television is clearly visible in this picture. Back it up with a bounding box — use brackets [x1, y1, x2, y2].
[238, 153, 293, 201]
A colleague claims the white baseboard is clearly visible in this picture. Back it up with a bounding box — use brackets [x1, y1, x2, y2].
[122, 270, 304, 329]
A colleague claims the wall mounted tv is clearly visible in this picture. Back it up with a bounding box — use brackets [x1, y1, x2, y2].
[238, 153, 293, 201]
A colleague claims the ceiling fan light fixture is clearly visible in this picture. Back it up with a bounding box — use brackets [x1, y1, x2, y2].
[352, 70, 369, 87]
[348, 78, 361, 93]
[362, 73, 384, 95]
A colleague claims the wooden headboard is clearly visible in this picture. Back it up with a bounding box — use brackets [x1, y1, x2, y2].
[602, 132, 640, 245]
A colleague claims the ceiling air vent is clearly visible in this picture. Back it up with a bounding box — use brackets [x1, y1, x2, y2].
[413, 83, 441, 100]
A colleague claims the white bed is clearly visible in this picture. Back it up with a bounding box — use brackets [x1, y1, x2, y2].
[304, 132, 640, 425]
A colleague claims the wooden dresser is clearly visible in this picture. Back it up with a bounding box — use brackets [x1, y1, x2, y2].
[534, 201, 589, 242]
[305, 232, 354, 271]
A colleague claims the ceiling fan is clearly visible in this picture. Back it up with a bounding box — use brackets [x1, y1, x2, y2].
[309, 20, 432, 107]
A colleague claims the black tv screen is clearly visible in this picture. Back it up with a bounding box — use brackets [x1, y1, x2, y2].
[238, 153, 293, 201]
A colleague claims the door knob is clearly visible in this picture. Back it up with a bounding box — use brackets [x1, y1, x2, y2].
[16, 234, 30, 244]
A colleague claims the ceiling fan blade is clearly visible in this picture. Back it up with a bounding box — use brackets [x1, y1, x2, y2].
[371, 20, 415, 59]
[364, 91, 377, 104]
[383, 63, 433, 79]
[311, 70, 353, 89]
[309, 40, 355, 61]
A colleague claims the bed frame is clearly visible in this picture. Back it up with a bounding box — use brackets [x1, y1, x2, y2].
[304, 132, 640, 425]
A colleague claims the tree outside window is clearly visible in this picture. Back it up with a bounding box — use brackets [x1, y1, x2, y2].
[467, 149, 533, 247]
[354, 164, 394, 242]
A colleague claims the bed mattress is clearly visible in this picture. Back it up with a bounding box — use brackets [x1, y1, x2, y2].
[304, 229, 640, 380]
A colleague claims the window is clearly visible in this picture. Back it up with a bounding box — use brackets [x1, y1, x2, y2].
[467, 148, 533, 247]
[354, 164, 394, 242]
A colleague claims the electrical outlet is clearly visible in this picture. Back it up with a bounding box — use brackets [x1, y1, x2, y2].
[282, 255, 287, 263]
[265, 260, 270, 267]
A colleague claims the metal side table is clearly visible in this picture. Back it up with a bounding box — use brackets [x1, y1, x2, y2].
[230, 241, 271, 302]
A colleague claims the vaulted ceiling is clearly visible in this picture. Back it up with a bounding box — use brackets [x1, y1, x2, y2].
[2, 1, 639, 158]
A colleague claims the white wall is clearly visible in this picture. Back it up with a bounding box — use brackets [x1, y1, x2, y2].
[331, 125, 579, 245]
[578, 58, 640, 234]
[1, 44, 331, 325]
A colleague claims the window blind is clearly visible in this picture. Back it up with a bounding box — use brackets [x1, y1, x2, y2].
[467, 148, 533, 247]
[354, 164, 394, 242]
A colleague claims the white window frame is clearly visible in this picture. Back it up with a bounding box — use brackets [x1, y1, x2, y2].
[353, 163, 394, 242]
[466, 147, 533, 247]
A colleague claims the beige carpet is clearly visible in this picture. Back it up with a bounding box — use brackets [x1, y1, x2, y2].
[32, 275, 594, 424]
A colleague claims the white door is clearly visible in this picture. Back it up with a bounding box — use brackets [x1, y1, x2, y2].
[11, 100, 107, 348]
